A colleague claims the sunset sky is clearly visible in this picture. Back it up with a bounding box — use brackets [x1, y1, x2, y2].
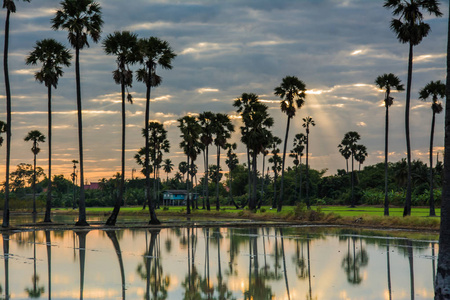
[0, 0, 448, 184]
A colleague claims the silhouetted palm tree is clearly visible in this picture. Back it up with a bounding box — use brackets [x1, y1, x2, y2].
[103, 31, 139, 226]
[52, 0, 103, 226]
[269, 137, 282, 209]
[179, 161, 188, 182]
[274, 76, 306, 212]
[290, 133, 305, 204]
[302, 116, 315, 209]
[354, 144, 368, 172]
[163, 158, 174, 181]
[339, 131, 361, 207]
[2, 0, 31, 228]
[26, 38, 72, 223]
[213, 113, 234, 210]
[384, 0, 442, 217]
[225, 143, 239, 208]
[136, 36, 176, 224]
[199, 111, 215, 210]
[375, 73, 404, 216]
[338, 142, 351, 173]
[435, 4, 450, 296]
[24, 131, 45, 215]
[419, 80, 445, 217]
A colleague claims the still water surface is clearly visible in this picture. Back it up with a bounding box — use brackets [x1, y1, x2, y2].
[0, 223, 438, 299]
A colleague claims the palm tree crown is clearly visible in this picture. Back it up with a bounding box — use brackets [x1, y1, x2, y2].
[274, 76, 306, 118]
[419, 80, 445, 111]
[375, 73, 405, 107]
[24, 130, 45, 154]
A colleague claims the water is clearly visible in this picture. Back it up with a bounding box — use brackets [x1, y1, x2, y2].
[0, 225, 438, 299]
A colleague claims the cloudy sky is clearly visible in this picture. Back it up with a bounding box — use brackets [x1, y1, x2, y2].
[0, 0, 448, 183]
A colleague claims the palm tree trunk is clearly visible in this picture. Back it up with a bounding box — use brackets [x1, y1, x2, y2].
[206, 146, 210, 210]
[306, 130, 310, 209]
[74, 45, 88, 227]
[403, 41, 414, 217]
[186, 155, 191, 215]
[299, 157, 303, 203]
[384, 104, 390, 216]
[429, 111, 436, 216]
[278, 117, 291, 212]
[216, 146, 221, 210]
[44, 85, 52, 222]
[258, 153, 266, 209]
[273, 166, 278, 209]
[145, 78, 160, 225]
[2, 9, 11, 228]
[106, 231, 126, 298]
[246, 147, 251, 208]
[106, 83, 126, 226]
[45, 231, 52, 297]
[228, 168, 239, 209]
[436, 8, 450, 295]
[33, 147, 37, 214]
[250, 152, 258, 210]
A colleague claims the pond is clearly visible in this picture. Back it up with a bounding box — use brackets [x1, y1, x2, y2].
[0, 223, 439, 299]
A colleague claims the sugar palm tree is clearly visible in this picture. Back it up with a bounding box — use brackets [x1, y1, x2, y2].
[225, 143, 239, 208]
[290, 133, 305, 204]
[26, 38, 72, 223]
[274, 76, 306, 212]
[163, 159, 174, 181]
[384, 0, 442, 217]
[354, 144, 368, 172]
[2, 0, 31, 228]
[103, 31, 139, 226]
[52, 0, 103, 226]
[136, 36, 176, 224]
[339, 131, 361, 207]
[198, 111, 215, 210]
[212, 113, 234, 210]
[419, 80, 445, 217]
[338, 143, 351, 173]
[24, 130, 45, 215]
[269, 137, 282, 209]
[435, 4, 450, 295]
[302, 116, 315, 209]
[375, 73, 404, 216]
[179, 161, 188, 182]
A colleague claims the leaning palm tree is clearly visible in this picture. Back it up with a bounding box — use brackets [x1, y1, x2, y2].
[26, 38, 72, 223]
[163, 159, 174, 181]
[274, 76, 306, 212]
[2, 0, 31, 228]
[419, 80, 445, 217]
[435, 3, 450, 296]
[212, 113, 234, 211]
[52, 0, 103, 226]
[136, 36, 176, 224]
[24, 130, 45, 215]
[302, 116, 315, 209]
[103, 31, 139, 226]
[375, 73, 404, 216]
[384, 0, 442, 217]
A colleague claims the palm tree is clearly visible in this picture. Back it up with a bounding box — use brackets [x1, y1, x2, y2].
[375, 73, 404, 216]
[52, 0, 103, 226]
[198, 111, 215, 210]
[384, 0, 442, 217]
[419, 80, 445, 217]
[435, 4, 450, 294]
[290, 133, 305, 204]
[274, 76, 307, 212]
[178, 116, 202, 214]
[71, 159, 78, 209]
[2, 0, 31, 228]
[338, 142, 351, 173]
[24, 130, 45, 215]
[354, 144, 368, 172]
[339, 131, 361, 207]
[225, 143, 239, 208]
[26, 38, 72, 223]
[163, 159, 174, 181]
[136, 36, 176, 224]
[212, 113, 234, 210]
[179, 161, 188, 182]
[269, 137, 282, 209]
[103, 31, 139, 226]
[302, 116, 315, 209]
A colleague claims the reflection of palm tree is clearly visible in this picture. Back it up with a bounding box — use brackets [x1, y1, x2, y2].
[2, 234, 9, 299]
[106, 231, 126, 299]
[25, 231, 45, 298]
[45, 231, 52, 300]
[75, 230, 89, 300]
[279, 229, 291, 300]
[293, 240, 308, 280]
[386, 239, 392, 300]
[341, 237, 368, 285]
[406, 240, 415, 300]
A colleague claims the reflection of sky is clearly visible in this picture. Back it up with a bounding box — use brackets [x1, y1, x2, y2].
[0, 227, 439, 299]
[0, 0, 448, 182]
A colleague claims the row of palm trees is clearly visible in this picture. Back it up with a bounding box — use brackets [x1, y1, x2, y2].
[2, 0, 176, 227]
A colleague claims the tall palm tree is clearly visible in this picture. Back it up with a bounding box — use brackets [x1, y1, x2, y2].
[163, 158, 174, 181]
[179, 161, 188, 182]
[375, 73, 404, 216]
[24, 130, 45, 215]
[2, 0, 31, 228]
[52, 0, 103, 226]
[212, 113, 234, 210]
[136, 36, 176, 224]
[339, 131, 361, 208]
[384, 0, 442, 217]
[274, 76, 306, 212]
[178, 116, 202, 214]
[103, 31, 139, 226]
[302, 116, 315, 209]
[435, 4, 450, 295]
[338, 142, 351, 173]
[419, 80, 445, 217]
[269, 137, 282, 209]
[354, 144, 368, 172]
[225, 143, 239, 208]
[290, 133, 305, 204]
[26, 38, 72, 223]
[198, 111, 215, 210]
